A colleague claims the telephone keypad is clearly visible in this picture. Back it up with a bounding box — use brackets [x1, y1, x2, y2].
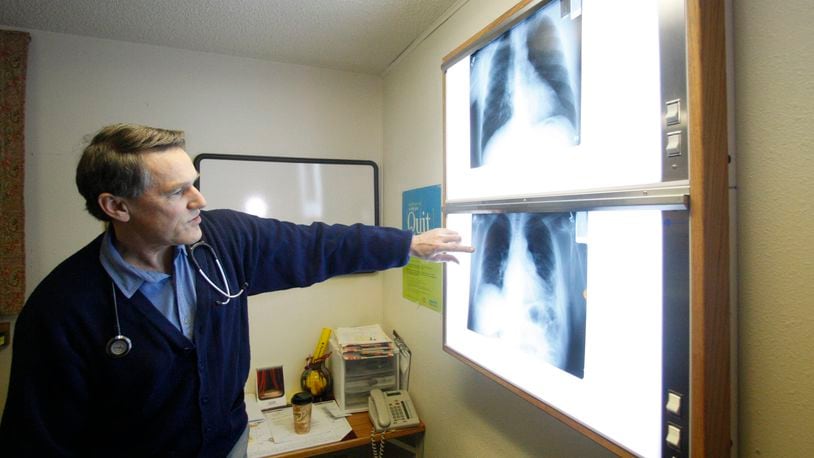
[389, 404, 406, 423]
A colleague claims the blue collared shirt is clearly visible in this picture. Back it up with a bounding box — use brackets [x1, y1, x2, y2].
[99, 230, 198, 340]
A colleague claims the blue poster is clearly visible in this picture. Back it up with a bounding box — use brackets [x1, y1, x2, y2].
[402, 185, 443, 311]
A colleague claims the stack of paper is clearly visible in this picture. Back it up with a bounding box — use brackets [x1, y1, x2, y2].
[333, 324, 394, 360]
[246, 401, 352, 458]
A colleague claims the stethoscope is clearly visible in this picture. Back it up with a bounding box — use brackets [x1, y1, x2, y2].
[106, 241, 248, 358]
[186, 241, 248, 306]
[106, 282, 133, 358]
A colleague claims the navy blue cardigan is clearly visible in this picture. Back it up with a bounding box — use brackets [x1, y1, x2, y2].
[0, 210, 412, 457]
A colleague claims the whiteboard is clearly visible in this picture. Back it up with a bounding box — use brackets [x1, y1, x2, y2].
[194, 154, 379, 226]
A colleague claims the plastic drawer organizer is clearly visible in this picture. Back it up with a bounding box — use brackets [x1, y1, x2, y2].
[330, 340, 399, 413]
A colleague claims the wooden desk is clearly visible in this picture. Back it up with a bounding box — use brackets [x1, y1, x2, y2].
[267, 412, 425, 457]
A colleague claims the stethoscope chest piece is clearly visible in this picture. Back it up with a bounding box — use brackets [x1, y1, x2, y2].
[106, 334, 132, 358]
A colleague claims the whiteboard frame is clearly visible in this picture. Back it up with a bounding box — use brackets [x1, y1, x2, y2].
[193, 153, 380, 226]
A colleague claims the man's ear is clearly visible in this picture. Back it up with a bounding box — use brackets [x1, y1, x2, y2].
[98, 193, 131, 222]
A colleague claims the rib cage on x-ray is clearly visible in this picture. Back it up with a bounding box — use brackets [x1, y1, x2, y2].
[468, 212, 587, 378]
[470, 1, 581, 168]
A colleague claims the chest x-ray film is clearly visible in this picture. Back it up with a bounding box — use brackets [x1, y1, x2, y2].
[445, 209, 678, 457]
[469, 2, 582, 169]
[445, 0, 663, 201]
[468, 212, 587, 379]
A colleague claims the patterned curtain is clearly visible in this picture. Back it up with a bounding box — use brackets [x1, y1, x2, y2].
[0, 31, 30, 315]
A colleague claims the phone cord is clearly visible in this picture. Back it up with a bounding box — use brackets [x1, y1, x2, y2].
[370, 427, 386, 458]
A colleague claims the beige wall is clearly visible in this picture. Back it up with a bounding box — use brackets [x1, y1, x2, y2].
[734, 0, 814, 456]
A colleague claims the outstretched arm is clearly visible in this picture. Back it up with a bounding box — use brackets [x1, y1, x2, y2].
[410, 228, 475, 264]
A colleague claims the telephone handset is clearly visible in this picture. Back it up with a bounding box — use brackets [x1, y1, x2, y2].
[368, 388, 420, 432]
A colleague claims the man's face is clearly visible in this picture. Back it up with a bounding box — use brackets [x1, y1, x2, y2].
[122, 147, 207, 248]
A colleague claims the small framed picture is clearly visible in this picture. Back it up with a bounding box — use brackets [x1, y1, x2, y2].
[256, 366, 287, 410]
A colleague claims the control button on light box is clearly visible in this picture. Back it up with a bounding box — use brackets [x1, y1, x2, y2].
[666, 100, 681, 125]
[666, 424, 682, 448]
[666, 391, 682, 416]
[666, 132, 682, 157]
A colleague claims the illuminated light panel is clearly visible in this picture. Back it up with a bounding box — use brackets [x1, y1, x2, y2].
[445, 210, 663, 457]
[445, 0, 663, 202]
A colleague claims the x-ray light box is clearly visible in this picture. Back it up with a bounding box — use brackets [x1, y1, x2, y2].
[442, 0, 694, 456]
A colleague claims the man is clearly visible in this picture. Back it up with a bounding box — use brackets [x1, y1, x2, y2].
[0, 124, 472, 456]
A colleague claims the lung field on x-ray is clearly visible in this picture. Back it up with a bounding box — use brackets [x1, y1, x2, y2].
[469, 2, 581, 168]
[468, 212, 587, 378]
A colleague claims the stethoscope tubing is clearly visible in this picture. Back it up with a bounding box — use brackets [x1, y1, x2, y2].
[107, 282, 132, 358]
[187, 241, 247, 305]
[107, 241, 247, 357]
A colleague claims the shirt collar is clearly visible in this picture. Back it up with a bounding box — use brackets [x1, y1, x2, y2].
[99, 229, 187, 298]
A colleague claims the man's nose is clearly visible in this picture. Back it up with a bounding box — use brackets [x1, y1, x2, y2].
[190, 186, 207, 209]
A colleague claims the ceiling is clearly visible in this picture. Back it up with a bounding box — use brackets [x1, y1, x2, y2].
[0, 0, 462, 75]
